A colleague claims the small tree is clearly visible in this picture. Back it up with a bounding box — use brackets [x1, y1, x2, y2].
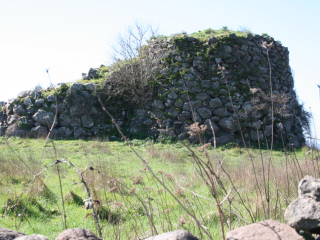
[98, 22, 166, 106]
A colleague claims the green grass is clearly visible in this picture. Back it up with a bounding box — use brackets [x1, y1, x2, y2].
[0, 137, 315, 239]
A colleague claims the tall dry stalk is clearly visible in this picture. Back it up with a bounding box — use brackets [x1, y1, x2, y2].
[97, 95, 213, 240]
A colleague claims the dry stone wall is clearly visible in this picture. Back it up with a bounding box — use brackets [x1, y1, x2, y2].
[0, 32, 307, 147]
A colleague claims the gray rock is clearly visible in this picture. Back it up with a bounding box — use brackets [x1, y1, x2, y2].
[178, 111, 191, 121]
[129, 118, 141, 133]
[0, 111, 6, 123]
[6, 103, 13, 115]
[251, 120, 262, 130]
[200, 80, 212, 88]
[208, 36, 216, 44]
[59, 114, 72, 127]
[195, 93, 209, 101]
[84, 83, 95, 91]
[80, 91, 91, 99]
[13, 105, 26, 116]
[212, 82, 219, 89]
[197, 107, 212, 119]
[168, 91, 178, 99]
[218, 117, 238, 133]
[35, 99, 44, 107]
[250, 129, 263, 140]
[186, 80, 197, 88]
[234, 50, 247, 58]
[70, 117, 81, 130]
[193, 59, 202, 67]
[32, 110, 58, 128]
[259, 66, 268, 75]
[178, 133, 187, 140]
[209, 98, 223, 109]
[225, 102, 239, 112]
[90, 106, 98, 115]
[15, 234, 49, 240]
[203, 119, 220, 135]
[191, 112, 202, 123]
[240, 44, 248, 51]
[183, 101, 201, 111]
[55, 228, 99, 240]
[144, 230, 200, 240]
[222, 45, 233, 53]
[169, 108, 181, 118]
[136, 109, 147, 117]
[226, 219, 304, 240]
[252, 47, 260, 53]
[219, 89, 228, 95]
[183, 74, 194, 81]
[51, 103, 67, 114]
[150, 110, 164, 119]
[29, 126, 48, 138]
[17, 90, 31, 98]
[47, 94, 56, 103]
[215, 58, 222, 64]
[241, 55, 251, 63]
[7, 115, 18, 125]
[19, 117, 34, 127]
[49, 128, 58, 139]
[81, 115, 94, 128]
[181, 94, 193, 102]
[165, 99, 173, 107]
[242, 101, 253, 111]
[0, 227, 26, 240]
[154, 100, 164, 109]
[74, 128, 91, 138]
[23, 97, 32, 106]
[0, 126, 7, 136]
[285, 176, 320, 234]
[190, 86, 202, 93]
[88, 68, 98, 79]
[57, 127, 73, 138]
[174, 100, 184, 109]
[70, 82, 85, 91]
[34, 122, 41, 127]
[69, 104, 83, 116]
[284, 120, 292, 132]
[213, 108, 228, 117]
[0, 101, 7, 107]
[6, 123, 27, 137]
[27, 106, 36, 115]
[213, 134, 234, 146]
[264, 124, 272, 136]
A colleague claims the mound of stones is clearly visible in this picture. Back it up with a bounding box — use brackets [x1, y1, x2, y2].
[0, 32, 307, 147]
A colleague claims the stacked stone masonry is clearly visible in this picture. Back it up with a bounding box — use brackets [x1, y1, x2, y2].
[0, 32, 306, 147]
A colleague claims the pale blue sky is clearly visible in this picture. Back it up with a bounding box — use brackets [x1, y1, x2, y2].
[1, 0, 320, 136]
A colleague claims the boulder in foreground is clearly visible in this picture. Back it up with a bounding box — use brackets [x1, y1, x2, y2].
[226, 219, 304, 240]
[0, 227, 25, 240]
[144, 230, 200, 240]
[285, 175, 320, 234]
[55, 228, 99, 240]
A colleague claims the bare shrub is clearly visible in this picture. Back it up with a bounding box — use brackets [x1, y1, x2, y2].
[98, 21, 167, 107]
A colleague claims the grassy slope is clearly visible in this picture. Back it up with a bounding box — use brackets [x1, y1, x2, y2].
[0, 137, 313, 239]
